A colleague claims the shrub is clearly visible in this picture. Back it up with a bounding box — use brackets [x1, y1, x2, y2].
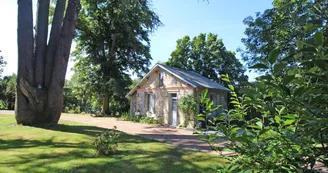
[120, 113, 158, 124]
[120, 112, 135, 121]
[67, 109, 76, 114]
[201, 28, 328, 173]
[139, 116, 158, 124]
[93, 126, 120, 155]
[179, 95, 198, 127]
[197, 89, 220, 130]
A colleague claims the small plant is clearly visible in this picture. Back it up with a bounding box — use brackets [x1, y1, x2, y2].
[120, 112, 130, 121]
[179, 95, 198, 127]
[120, 112, 158, 124]
[93, 126, 120, 155]
[197, 89, 220, 130]
[139, 116, 158, 124]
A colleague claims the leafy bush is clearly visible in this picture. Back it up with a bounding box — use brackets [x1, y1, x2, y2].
[201, 27, 328, 173]
[93, 126, 120, 156]
[120, 113, 158, 124]
[179, 95, 198, 127]
[198, 89, 221, 127]
[120, 112, 136, 121]
[64, 104, 81, 114]
[139, 117, 158, 124]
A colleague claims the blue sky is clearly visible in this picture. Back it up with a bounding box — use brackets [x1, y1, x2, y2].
[0, 0, 272, 81]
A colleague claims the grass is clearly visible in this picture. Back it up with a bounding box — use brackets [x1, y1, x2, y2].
[0, 114, 224, 173]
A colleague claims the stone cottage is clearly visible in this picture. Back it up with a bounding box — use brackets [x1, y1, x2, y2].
[126, 63, 229, 127]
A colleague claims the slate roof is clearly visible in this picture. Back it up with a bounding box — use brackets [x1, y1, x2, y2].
[158, 64, 229, 91]
[127, 63, 229, 97]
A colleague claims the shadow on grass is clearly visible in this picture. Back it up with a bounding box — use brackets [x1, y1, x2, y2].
[40, 123, 157, 144]
[1, 123, 218, 173]
[41, 123, 221, 152]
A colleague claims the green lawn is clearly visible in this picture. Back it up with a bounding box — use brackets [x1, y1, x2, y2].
[0, 114, 224, 173]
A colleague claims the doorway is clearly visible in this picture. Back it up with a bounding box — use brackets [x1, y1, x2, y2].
[170, 93, 178, 126]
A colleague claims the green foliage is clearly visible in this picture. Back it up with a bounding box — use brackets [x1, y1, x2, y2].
[203, 26, 328, 172]
[0, 74, 16, 110]
[73, 0, 161, 114]
[121, 112, 139, 122]
[0, 52, 6, 78]
[65, 105, 81, 114]
[120, 112, 159, 124]
[139, 116, 159, 124]
[130, 78, 142, 89]
[197, 89, 220, 130]
[179, 95, 198, 127]
[93, 126, 120, 156]
[63, 76, 95, 113]
[240, 0, 328, 69]
[166, 33, 248, 88]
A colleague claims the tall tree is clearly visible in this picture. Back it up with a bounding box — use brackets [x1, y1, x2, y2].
[16, 0, 81, 125]
[166, 33, 248, 87]
[74, 0, 161, 114]
[240, 0, 328, 68]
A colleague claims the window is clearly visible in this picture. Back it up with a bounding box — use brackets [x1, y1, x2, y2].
[159, 72, 164, 87]
[147, 93, 155, 113]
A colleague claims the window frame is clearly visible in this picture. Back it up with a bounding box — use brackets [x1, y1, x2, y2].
[159, 72, 164, 87]
[147, 93, 155, 113]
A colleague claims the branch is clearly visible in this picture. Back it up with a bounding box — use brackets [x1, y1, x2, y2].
[17, 0, 34, 84]
[44, 0, 67, 88]
[35, 0, 50, 86]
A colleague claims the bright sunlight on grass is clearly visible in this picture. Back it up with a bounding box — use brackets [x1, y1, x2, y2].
[0, 114, 224, 173]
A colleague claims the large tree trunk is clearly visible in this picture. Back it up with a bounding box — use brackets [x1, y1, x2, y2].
[102, 92, 110, 115]
[15, 0, 81, 125]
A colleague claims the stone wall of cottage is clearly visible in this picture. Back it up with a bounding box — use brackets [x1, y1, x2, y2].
[131, 66, 194, 126]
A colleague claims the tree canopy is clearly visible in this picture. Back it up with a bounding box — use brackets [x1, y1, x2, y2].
[240, 0, 328, 68]
[0, 51, 6, 78]
[73, 0, 162, 114]
[166, 33, 248, 87]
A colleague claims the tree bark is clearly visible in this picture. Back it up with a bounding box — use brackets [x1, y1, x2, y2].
[102, 92, 109, 115]
[16, 0, 35, 124]
[16, 0, 81, 125]
[46, 0, 81, 123]
[34, 0, 50, 86]
[44, 0, 66, 88]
